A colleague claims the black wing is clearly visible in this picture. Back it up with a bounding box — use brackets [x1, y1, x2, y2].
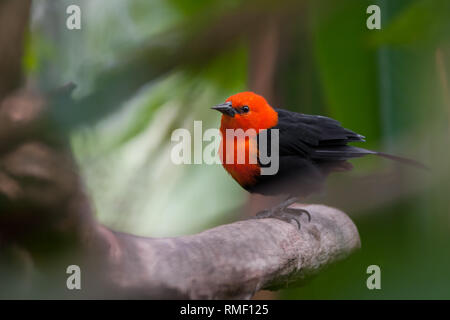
[250, 108, 425, 196]
[250, 108, 370, 196]
[272, 108, 373, 161]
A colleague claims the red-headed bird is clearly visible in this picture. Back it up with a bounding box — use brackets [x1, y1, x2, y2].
[212, 92, 425, 227]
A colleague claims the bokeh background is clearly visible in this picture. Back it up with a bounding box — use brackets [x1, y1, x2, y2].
[25, 0, 450, 298]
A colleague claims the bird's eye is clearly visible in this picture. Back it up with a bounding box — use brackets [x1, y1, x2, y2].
[241, 105, 250, 113]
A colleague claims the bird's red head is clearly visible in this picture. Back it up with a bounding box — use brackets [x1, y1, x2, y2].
[212, 92, 279, 187]
[212, 92, 278, 132]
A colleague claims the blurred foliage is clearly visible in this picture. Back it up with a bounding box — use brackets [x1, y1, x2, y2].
[281, 0, 450, 299]
[371, 0, 450, 46]
[26, 0, 450, 298]
[312, 0, 381, 145]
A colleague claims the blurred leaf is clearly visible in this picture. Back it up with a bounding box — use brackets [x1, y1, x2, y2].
[370, 0, 450, 46]
[168, 0, 242, 17]
[22, 31, 54, 75]
[311, 0, 381, 147]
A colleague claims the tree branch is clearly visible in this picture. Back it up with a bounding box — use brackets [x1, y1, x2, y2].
[99, 204, 360, 299]
[0, 0, 31, 101]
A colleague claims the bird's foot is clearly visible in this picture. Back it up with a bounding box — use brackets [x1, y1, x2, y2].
[254, 199, 311, 230]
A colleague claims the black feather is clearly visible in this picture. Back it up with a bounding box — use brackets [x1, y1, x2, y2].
[251, 108, 426, 197]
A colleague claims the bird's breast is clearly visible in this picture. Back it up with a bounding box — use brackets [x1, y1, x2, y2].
[219, 133, 261, 188]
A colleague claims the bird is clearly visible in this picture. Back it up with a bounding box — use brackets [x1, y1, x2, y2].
[212, 91, 426, 228]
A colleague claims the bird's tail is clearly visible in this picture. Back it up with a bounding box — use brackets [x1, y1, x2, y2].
[372, 151, 429, 171]
[313, 145, 428, 170]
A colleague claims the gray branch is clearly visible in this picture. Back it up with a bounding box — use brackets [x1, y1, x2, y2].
[96, 204, 360, 299]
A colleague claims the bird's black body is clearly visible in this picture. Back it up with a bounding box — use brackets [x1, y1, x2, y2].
[249, 108, 372, 197]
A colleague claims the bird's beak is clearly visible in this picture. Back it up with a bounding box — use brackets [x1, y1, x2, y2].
[211, 101, 236, 117]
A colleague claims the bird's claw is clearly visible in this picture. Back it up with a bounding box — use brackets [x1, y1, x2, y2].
[284, 207, 311, 223]
[255, 206, 311, 230]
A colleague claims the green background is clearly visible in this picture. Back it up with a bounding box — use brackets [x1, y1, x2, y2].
[26, 0, 450, 298]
